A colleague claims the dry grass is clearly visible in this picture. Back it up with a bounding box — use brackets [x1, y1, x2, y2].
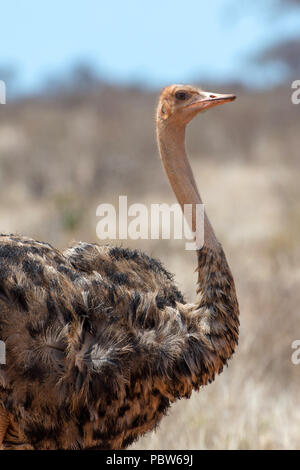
[0, 84, 299, 449]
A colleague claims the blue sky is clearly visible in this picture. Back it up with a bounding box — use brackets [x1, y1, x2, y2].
[1, 0, 300, 94]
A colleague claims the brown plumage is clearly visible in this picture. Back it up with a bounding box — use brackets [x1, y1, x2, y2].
[0, 85, 239, 450]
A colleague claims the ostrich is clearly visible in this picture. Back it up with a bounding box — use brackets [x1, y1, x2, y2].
[0, 84, 239, 450]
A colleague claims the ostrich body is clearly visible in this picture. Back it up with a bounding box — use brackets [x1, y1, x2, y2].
[0, 85, 239, 450]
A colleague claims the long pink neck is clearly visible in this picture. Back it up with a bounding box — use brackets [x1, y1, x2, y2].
[157, 121, 217, 249]
[156, 117, 239, 376]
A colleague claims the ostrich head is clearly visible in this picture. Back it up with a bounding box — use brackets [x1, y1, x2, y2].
[157, 84, 236, 126]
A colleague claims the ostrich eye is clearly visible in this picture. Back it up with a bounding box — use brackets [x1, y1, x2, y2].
[175, 91, 189, 101]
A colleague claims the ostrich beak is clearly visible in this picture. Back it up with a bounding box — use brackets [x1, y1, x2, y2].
[188, 91, 236, 111]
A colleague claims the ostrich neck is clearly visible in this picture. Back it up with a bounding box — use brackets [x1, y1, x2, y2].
[157, 118, 239, 364]
[157, 122, 218, 249]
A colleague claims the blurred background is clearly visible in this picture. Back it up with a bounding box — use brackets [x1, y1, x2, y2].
[0, 0, 300, 449]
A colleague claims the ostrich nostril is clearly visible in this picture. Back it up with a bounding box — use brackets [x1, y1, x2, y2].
[210, 94, 217, 98]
